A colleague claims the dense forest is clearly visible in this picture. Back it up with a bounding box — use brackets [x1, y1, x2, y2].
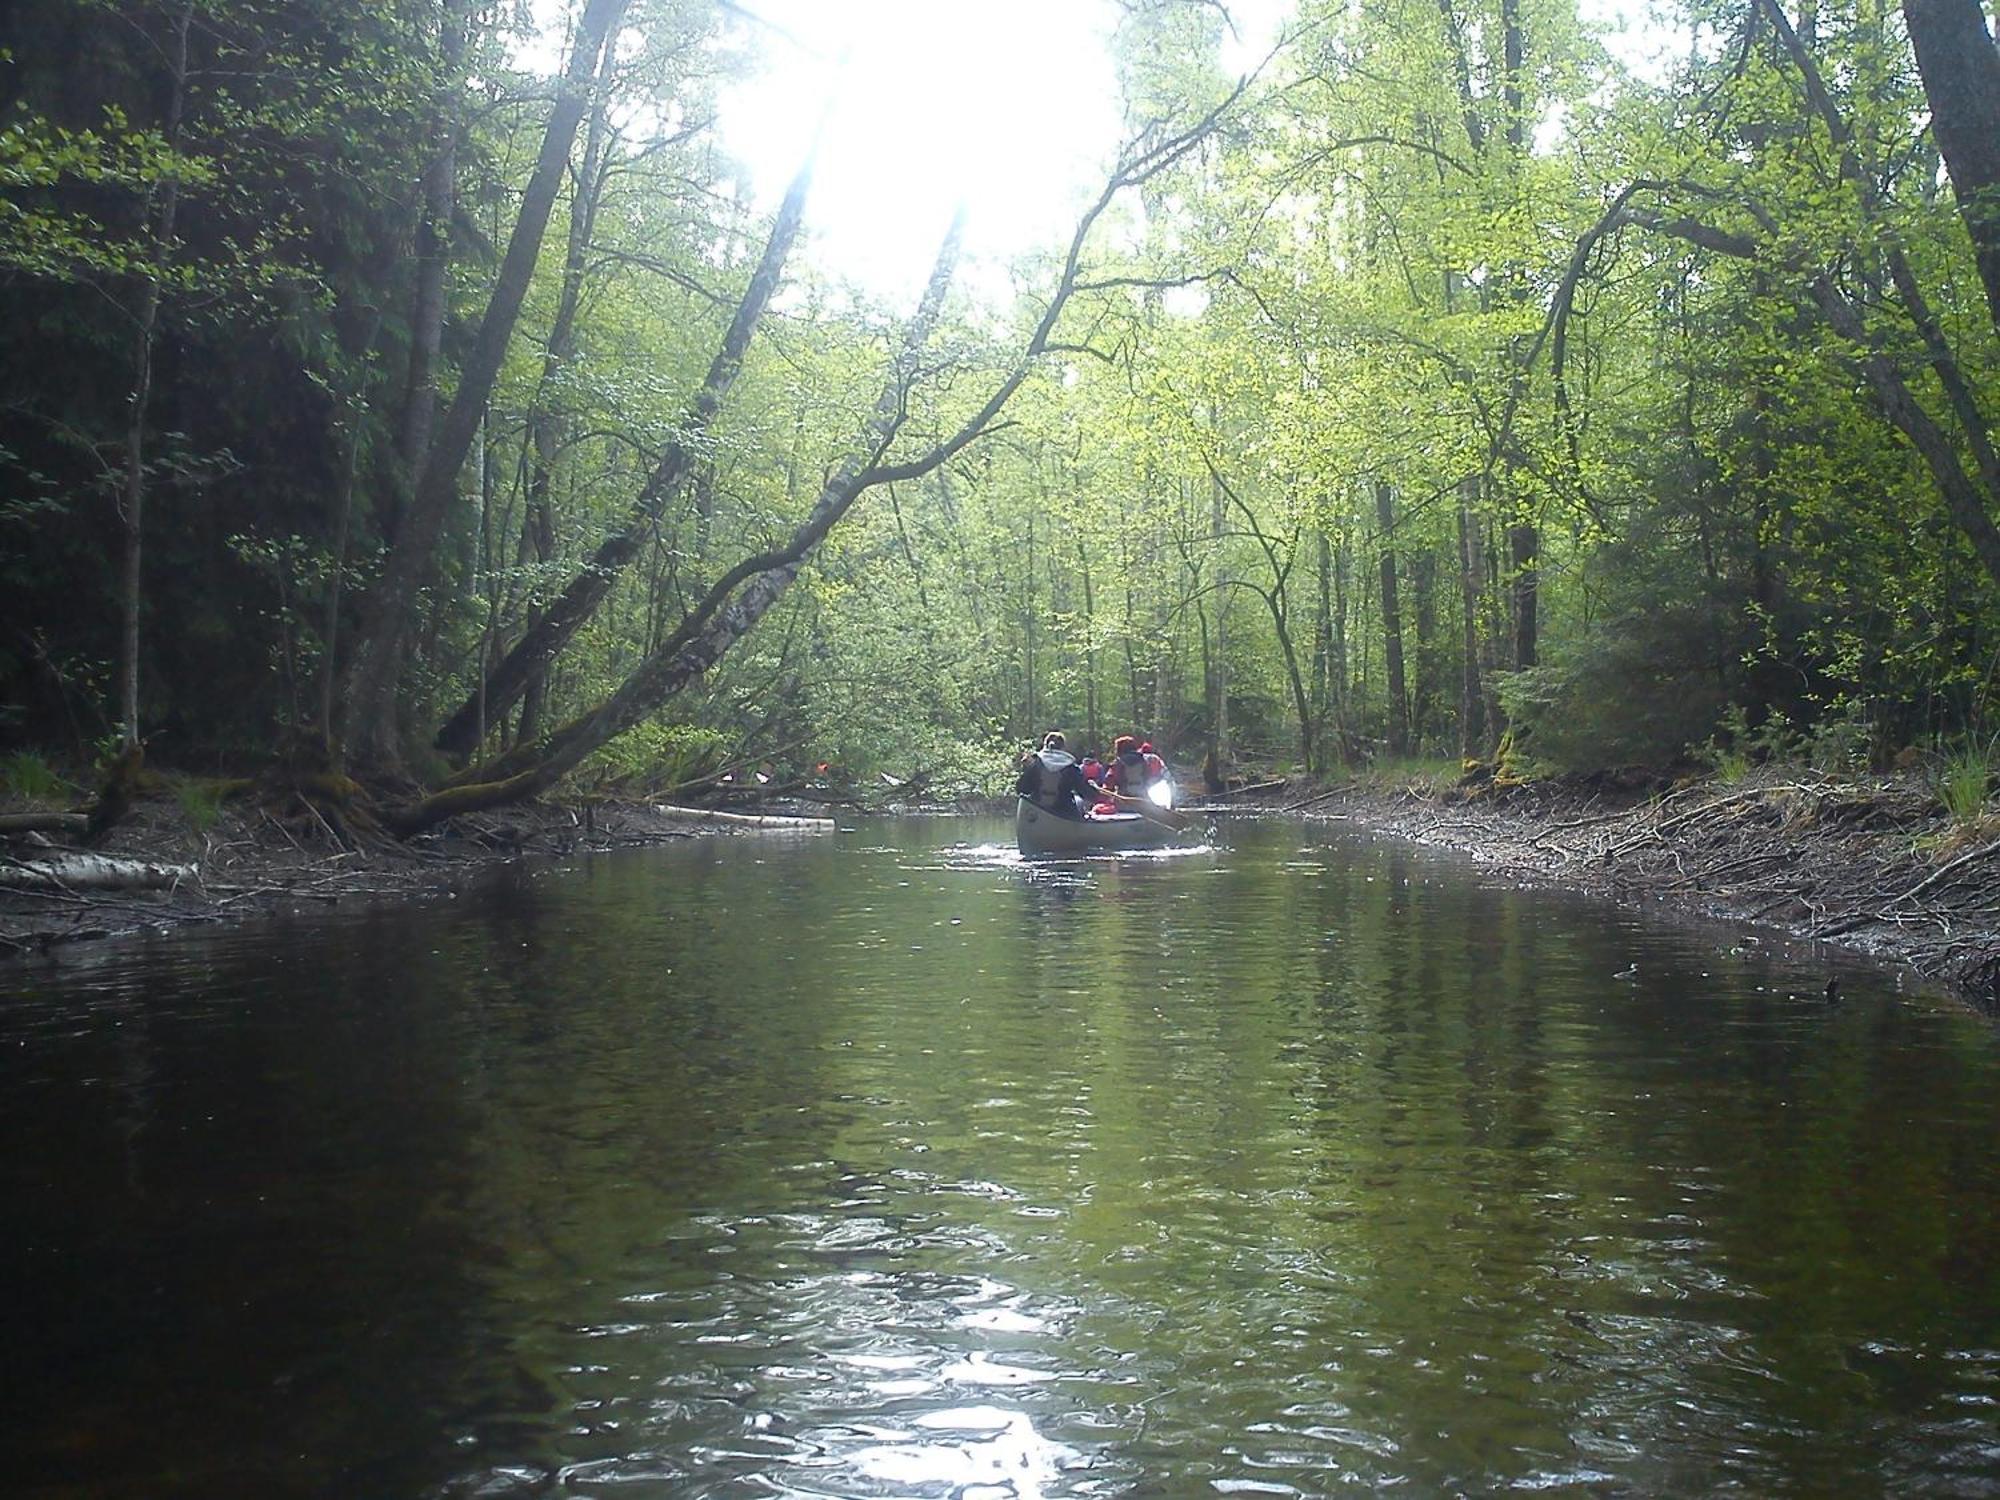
[2, 0, 1996, 818]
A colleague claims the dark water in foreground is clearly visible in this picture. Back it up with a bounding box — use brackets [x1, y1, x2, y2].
[4, 817, 1999, 1497]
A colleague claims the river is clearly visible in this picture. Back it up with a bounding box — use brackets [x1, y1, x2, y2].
[5, 816, 1998, 1496]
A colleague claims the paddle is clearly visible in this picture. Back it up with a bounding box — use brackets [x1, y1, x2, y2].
[1106, 790, 1193, 831]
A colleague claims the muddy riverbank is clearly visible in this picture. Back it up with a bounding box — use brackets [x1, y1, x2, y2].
[0, 796, 798, 961]
[1189, 767, 2000, 1009]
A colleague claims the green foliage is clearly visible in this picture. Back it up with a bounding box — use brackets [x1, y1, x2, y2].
[173, 776, 225, 834]
[1356, 756, 1464, 796]
[0, 750, 73, 805]
[1694, 705, 1794, 784]
[1935, 737, 1996, 826]
[1502, 590, 1737, 772]
[0, 0, 1994, 805]
[0, 109, 204, 279]
[585, 722, 733, 794]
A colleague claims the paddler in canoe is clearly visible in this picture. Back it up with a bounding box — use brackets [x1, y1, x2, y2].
[1015, 731, 1102, 820]
[1094, 734, 1172, 810]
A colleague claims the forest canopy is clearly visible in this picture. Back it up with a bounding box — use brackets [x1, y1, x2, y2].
[2, 0, 1996, 812]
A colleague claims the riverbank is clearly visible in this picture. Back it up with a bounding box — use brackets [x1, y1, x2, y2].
[0, 795, 833, 961]
[1189, 766, 2000, 1010]
[9, 769, 1997, 1009]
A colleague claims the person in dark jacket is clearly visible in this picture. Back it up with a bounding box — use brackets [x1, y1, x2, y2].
[1015, 731, 1098, 820]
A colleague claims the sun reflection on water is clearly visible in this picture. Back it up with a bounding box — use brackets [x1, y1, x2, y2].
[844, 1404, 1075, 1497]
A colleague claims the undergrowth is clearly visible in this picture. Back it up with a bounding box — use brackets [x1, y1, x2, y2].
[1, 751, 75, 806]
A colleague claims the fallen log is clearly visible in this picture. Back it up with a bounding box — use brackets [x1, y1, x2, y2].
[1281, 786, 1350, 813]
[0, 854, 197, 891]
[650, 804, 834, 829]
[1205, 778, 1289, 800]
[0, 812, 90, 836]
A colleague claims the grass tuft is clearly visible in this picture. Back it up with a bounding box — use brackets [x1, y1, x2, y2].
[1935, 739, 1994, 826]
[1, 751, 75, 806]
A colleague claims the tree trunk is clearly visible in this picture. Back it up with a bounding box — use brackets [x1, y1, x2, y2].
[319, 304, 388, 747]
[513, 36, 617, 748]
[1902, 0, 2000, 332]
[1211, 463, 1314, 771]
[1023, 508, 1038, 729]
[1077, 532, 1099, 750]
[1375, 481, 1409, 758]
[1509, 521, 1538, 669]
[1123, 569, 1141, 732]
[432, 150, 813, 757]
[0, 855, 196, 891]
[1480, 518, 1507, 747]
[116, 0, 192, 754]
[392, 0, 473, 540]
[1277, 590, 1315, 774]
[1807, 274, 2000, 589]
[1456, 476, 1486, 758]
[1332, 526, 1351, 761]
[1208, 466, 1229, 778]
[1411, 550, 1438, 751]
[342, 0, 629, 767]
[1311, 528, 1332, 728]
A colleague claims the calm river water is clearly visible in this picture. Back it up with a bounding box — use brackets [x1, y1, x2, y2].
[5, 817, 1999, 1497]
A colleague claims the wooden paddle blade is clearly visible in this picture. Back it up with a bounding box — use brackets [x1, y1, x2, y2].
[1110, 791, 1192, 831]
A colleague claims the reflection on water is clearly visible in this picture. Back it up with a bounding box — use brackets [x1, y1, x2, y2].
[3, 817, 1999, 1498]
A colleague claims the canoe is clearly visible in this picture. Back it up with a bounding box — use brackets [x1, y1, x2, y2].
[1015, 797, 1178, 855]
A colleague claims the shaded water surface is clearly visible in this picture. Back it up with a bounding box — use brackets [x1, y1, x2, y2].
[4, 818, 1999, 1497]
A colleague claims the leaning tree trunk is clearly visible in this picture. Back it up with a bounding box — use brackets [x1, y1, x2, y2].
[1902, 0, 2000, 333]
[516, 40, 616, 745]
[341, 0, 629, 768]
[383, 84, 1246, 831]
[388, 215, 968, 834]
[432, 151, 814, 757]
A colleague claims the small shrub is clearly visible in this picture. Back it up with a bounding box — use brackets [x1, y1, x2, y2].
[1803, 702, 1872, 775]
[1696, 706, 1756, 784]
[1693, 705, 1807, 783]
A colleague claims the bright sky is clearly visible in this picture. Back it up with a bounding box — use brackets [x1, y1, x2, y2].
[710, 0, 1290, 304]
[521, 0, 1679, 306]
